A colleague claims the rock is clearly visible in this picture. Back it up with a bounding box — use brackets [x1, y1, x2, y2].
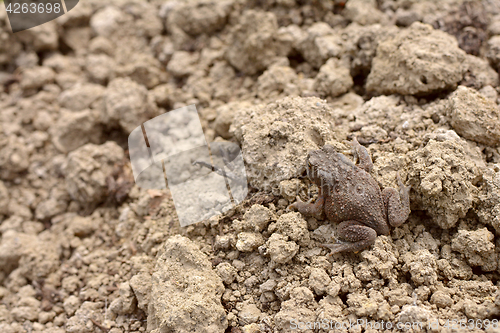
[62, 27, 91, 54]
[0, 21, 22, 65]
[257, 64, 298, 99]
[109, 281, 136, 315]
[241, 323, 262, 333]
[236, 232, 264, 252]
[343, 0, 388, 25]
[430, 290, 453, 308]
[66, 302, 102, 333]
[274, 287, 316, 332]
[62, 141, 125, 207]
[213, 234, 235, 250]
[147, 235, 227, 333]
[266, 233, 299, 264]
[397, 304, 435, 331]
[0, 136, 30, 180]
[68, 215, 98, 238]
[448, 86, 500, 146]
[238, 302, 261, 324]
[0, 230, 60, 283]
[297, 22, 397, 71]
[313, 58, 353, 97]
[63, 295, 81, 317]
[11, 303, 39, 322]
[486, 35, 500, 70]
[50, 110, 103, 153]
[215, 262, 237, 285]
[214, 101, 252, 139]
[166, 0, 234, 36]
[295, 22, 339, 69]
[366, 22, 466, 95]
[118, 53, 166, 89]
[489, 15, 500, 36]
[395, 8, 421, 27]
[20, 66, 56, 91]
[408, 130, 485, 229]
[402, 249, 438, 286]
[16, 21, 58, 51]
[242, 204, 276, 232]
[104, 77, 157, 133]
[259, 279, 276, 293]
[34, 197, 67, 221]
[231, 96, 335, 191]
[346, 291, 391, 318]
[38, 310, 56, 324]
[357, 237, 398, 282]
[308, 268, 331, 295]
[130, 272, 152, 312]
[274, 212, 310, 246]
[85, 53, 117, 84]
[58, 83, 105, 112]
[90, 6, 129, 38]
[225, 10, 292, 75]
[477, 167, 500, 235]
[479, 85, 498, 102]
[166, 51, 200, 77]
[0, 180, 9, 215]
[451, 228, 497, 271]
[461, 54, 499, 90]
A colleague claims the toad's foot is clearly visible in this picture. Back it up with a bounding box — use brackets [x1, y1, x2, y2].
[326, 220, 377, 254]
[382, 172, 411, 228]
[287, 194, 325, 220]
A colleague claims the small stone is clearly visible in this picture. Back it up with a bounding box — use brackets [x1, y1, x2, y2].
[486, 36, 500, 70]
[448, 85, 500, 146]
[236, 232, 264, 252]
[451, 228, 496, 271]
[308, 268, 331, 295]
[225, 10, 292, 75]
[38, 310, 56, 324]
[129, 273, 151, 312]
[430, 290, 453, 308]
[313, 58, 353, 97]
[266, 233, 299, 264]
[63, 295, 81, 316]
[147, 235, 227, 333]
[275, 212, 310, 246]
[243, 204, 276, 232]
[367, 22, 466, 95]
[216, 262, 237, 284]
[259, 279, 277, 293]
[214, 234, 235, 250]
[241, 323, 262, 333]
[238, 302, 262, 324]
[20, 66, 55, 90]
[395, 8, 421, 27]
[344, 0, 387, 25]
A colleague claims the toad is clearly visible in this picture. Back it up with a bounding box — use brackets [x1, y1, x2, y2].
[289, 138, 410, 254]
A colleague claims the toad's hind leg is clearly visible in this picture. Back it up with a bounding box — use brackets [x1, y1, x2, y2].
[351, 137, 373, 173]
[323, 220, 377, 254]
[382, 172, 411, 227]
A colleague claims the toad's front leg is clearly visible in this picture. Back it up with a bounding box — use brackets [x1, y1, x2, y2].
[323, 220, 377, 254]
[288, 193, 325, 220]
[382, 172, 411, 227]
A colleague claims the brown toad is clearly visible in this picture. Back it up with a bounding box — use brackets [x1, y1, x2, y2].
[289, 138, 410, 254]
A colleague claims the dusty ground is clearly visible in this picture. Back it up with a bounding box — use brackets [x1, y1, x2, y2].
[1, 0, 500, 332]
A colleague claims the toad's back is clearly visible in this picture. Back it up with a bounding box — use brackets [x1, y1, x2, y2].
[323, 157, 389, 235]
